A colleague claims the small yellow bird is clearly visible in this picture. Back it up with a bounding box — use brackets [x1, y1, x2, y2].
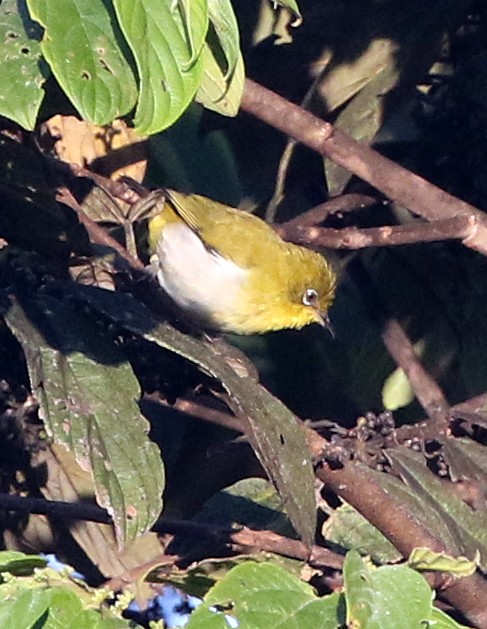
[147, 190, 337, 335]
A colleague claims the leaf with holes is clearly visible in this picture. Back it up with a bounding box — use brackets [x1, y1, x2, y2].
[0, 0, 47, 129]
[26, 0, 137, 125]
[3, 295, 164, 546]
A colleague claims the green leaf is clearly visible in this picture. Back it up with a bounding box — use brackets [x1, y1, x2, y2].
[343, 551, 432, 629]
[382, 366, 415, 411]
[430, 607, 472, 629]
[43, 587, 130, 629]
[322, 503, 401, 564]
[408, 547, 477, 577]
[112, 0, 207, 134]
[195, 478, 295, 538]
[26, 0, 137, 125]
[3, 295, 164, 545]
[73, 285, 317, 547]
[0, 588, 51, 629]
[196, 44, 244, 116]
[0, 551, 47, 575]
[0, 0, 47, 130]
[270, 0, 302, 26]
[186, 562, 344, 628]
[207, 0, 240, 78]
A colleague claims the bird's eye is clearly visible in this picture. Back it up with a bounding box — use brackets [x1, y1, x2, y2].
[303, 288, 318, 306]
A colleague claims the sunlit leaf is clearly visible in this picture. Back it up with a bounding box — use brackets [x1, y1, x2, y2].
[26, 0, 137, 124]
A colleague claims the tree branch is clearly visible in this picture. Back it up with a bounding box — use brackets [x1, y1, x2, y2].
[278, 215, 478, 249]
[305, 429, 487, 628]
[241, 79, 487, 256]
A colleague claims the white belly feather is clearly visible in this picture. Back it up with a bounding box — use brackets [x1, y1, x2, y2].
[152, 222, 248, 327]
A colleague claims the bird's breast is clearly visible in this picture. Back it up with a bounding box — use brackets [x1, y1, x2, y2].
[153, 223, 249, 328]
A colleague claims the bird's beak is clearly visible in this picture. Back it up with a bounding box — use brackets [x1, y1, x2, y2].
[318, 312, 335, 338]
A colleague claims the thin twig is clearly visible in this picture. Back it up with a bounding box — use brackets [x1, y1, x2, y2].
[278, 215, 479, 249]
[56, 186, 145, 272]
[381, 319, 450, 431]
[0, 494, 343, 571]
[281, 194, 380, 229]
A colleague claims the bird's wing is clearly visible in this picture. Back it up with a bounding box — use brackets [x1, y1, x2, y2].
[164, 189, 283, 268]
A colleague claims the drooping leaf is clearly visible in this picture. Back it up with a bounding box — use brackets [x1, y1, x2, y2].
[196, 44, 244, 116]
[207, 0, 240, 79]
[26, 0, 137, 125]
[0, 0, 47, 130]
[73, 285, 317, 547]
[112, 0, 207, 134]
[3, 295, 164, 545]
[270, 0, 302, 26]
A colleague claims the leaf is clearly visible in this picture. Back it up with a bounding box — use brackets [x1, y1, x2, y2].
[0, 0, 47, 130]
[388, 447, 487, 569]
[73, 285, 317, 547]
[383, 339, 427, 411]
[324, 61, 399, 196]
[35, 443, 164, 578]
[186, 562, 344, 628]
[26, 0, 138, 125]
[343, 550, 432, 629]
[0, 588, 51, 629]
[271, 0, 302, 27]
[195, 478, 295, 537]
[0, 551, 47, 575]
[207, 0, 240, 77]
[112, 0, 207, 134]
[3, 295, 164, 546]
[322, 502, 401, 564]
[408, 548, 477, 577]
[430, 607, 472, 629]
[42, 586, 131, 629]
[196, 44, 244, 116]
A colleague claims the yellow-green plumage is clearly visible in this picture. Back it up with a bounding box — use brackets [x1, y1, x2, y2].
[148, 190, 337, 334]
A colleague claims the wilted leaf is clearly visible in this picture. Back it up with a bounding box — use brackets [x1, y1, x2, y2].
[44, 116, 147, 182]
[272, 0, 302, 27]
[408, 547, 477, 577]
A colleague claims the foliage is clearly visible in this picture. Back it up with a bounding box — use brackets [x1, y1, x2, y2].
[0, 0, 487, 626]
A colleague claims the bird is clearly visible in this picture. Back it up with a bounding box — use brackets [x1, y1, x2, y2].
[147, 189, 337, 335]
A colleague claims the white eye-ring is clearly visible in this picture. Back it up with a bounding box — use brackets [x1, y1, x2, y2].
[303, 288, 319, 306]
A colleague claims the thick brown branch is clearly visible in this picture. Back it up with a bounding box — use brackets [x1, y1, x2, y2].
[305, 429, 487, 628]
[241, 80, 487, 256]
